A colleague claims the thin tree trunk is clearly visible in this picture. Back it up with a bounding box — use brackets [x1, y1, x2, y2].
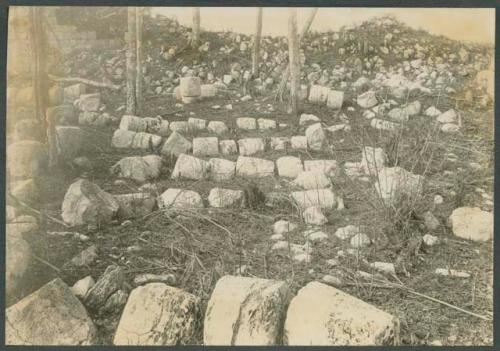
[135, 7, 143, 114]
[126, 7, 137, 115]
[251, 7, 263, 76]
[191, 7, 200, 49]
[31, 7, 57, 167]
[276, 8, 318, 102]
[288, 8, 300, 115]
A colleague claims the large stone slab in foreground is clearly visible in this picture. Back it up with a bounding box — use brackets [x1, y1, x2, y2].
[6, 278, 97, 345]
[284, 282, 399, 345]
[204, 275, 291, 345]
[114, 283, 200, 345]
[291, 188, 337, 210]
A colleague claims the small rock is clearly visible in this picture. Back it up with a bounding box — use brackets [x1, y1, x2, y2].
[71, 275, 95, 300]
[350, 233, 371, 248]
[303, 206, 328, 225]
[422, 234, 439, 246]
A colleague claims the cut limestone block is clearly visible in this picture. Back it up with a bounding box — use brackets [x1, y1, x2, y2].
[299, 113, 320, 126]
[61, 179, 119, 226]
[236, 117, 257, 130]
[193, 137, 219, 157]
[111, 155, 162, 183]
[308, 85, 330, 104]
[238, 138, 265, 156]
[290, 136, 308, 150]
[171, 154, 210, 180]
[207, 121, 229, 135]
[180, 77, 201, 97]
[236, 156, 275, 178]
[291, 188, 336, 210]
[131, 132, 163, 150]
[276, 156, 303, 178]
[111, 129, 135, 149]
[161, 132, 192, 156]
[208, 188, 244, 208]
[204, 275, 291, 345]
[258, 118, 277, 130]
[201, 84, 217, 98]
[370, 118, 399, 131]
[6, 278, 97, 345]
[188, 117, 207, 131]
[119, 115, 162, 133]
[305, 123, 326, 151]
[114, 283, 200, 345]
[284, 282, 399, 345]
[293, 171, 331, 189]
[270, 137, 289, 150]
[304, 160, 337, 177]
[63, 83, 86, 103]
[76, 93, 100, 112]
[220, 140, 238, 155]
[169, 121, 190, 133]
[209, 158, 235, 181]
[159, 188, 203, 209]
[326, 90, 344, 109]
[448, 207, 493, 242]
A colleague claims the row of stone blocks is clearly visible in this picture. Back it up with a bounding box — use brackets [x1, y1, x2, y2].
[5, 275, 399, 345]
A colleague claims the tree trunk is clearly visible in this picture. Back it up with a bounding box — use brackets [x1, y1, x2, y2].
[251, 7, 263, 76]
[135, 7, 143, 114]
[31, 7, 57, 167]
[126, 7, 137, 115]
[191, 7, 200, 49]
[276, 8, 318, 101]
[288, 8, 300, 115]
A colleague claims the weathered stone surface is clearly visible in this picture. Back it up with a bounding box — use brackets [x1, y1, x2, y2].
[131, 132, 163, 150]
[293, 171, 330, 189]
[102, 289, 129, 314]
[207, 121, 229, 135]
[308, 85, 330, 104]
[304, 160, 337, 177]
[238, 138, 265, 156]
[270, 137, 290, 150]
[85, 265, 125, 311]
[56, 126, 87, 158]
[449, 207, 493, 242]
[236, 156, 275, 178]
[193, 137, 219, 157]
[208, 188, 244, 208]
[119, 115, 161, 133]
[326, 90, 344, 109]
[350, 233, 372, 248]
[47, 105, 77, 125]
[440, 123, 459, 134]
[236, 117, 257, 130]
[159, 188, 204, 209]
[290, 136, 308, 150]
[370, 118, 399, 131]
[357, 90, 378, 108]
[114, 193, 156, 219]
[257, 118, 276, 130]
[299, 113, 321, 126]
[169, 121, 190, 133]
[303, 206, 328, 225]
[305, 123, 326, 151]
[71, 276, 95, 300]
[361, 146, 386, 174]
[273, 220, 298, 235]
[284, 282, 399, 345]
[114, 283, 200, 345]
[78, 111, 113, 127]
[161, 132, 192, 156]
[437, 109, 458, 124]
[209, 158, 235, 181]
[424, 106, 441, 117]
[180, 76, 202, 97]
[6, 278, 97, 345]
[133, 273, 176, 287]
[111, 129, 136, 149]
[7, 141, 47, 179]
[111, 155, 162, 183]
[375, 167, 424, 204]
[61, 179, 119, 226]
[220, 139, 238, 155]
[276, 156, 303, 178]
[63, 83, 86, 103]
[303, 229, 328, 242]
[6, 234, 31, 301]
[171, 154, 210, 180]
[291, 189, 337, 210]
[76, 93, 100, 112]
[201, 84, 217, 98]
[188, 117, 207, 131]
[204, 275, 291, 345]
[335, 225, 361, 240]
